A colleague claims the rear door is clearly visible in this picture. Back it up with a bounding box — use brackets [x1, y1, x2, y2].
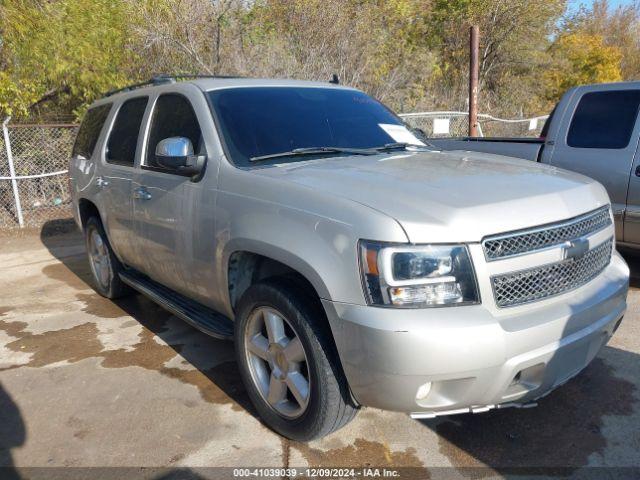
[100, 96, 149, 267]
[545, 86, 640, 240]
[131, 91, 206, 294]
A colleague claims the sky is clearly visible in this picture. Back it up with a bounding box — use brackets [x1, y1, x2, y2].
[569, 0, 636, 11]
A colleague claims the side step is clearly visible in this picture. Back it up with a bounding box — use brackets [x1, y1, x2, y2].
[119, 270, 234, 341]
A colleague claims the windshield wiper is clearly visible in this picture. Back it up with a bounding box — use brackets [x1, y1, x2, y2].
[375, 142, 432, 152]
[249, 146, 376, 162]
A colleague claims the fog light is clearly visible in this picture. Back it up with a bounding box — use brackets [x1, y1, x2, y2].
[416, 382, 432, 400]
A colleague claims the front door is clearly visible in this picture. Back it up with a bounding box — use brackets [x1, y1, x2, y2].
[132, 92, 206, 295]
[545, 86, 640, 241]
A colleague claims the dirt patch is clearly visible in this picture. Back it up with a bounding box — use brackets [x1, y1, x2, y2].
[429, 355, 636, 474]
[0, 320, 28, 339]
[2, 322, 102, 368]
[75, 293, 130, 319]
[0, 309, 250, 414]
[66, 416, 91, 440]
[0, 307, 12, 317]
[291, 438, 427, 475]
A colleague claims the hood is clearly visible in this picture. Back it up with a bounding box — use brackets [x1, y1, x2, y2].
[252, 150, 610, 243]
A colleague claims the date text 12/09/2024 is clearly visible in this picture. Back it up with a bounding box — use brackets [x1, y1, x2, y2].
[233, 468, 401, 478]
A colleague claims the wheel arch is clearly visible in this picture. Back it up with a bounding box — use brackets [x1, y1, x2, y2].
[227, 247, 361, 413]
[224, 240, 332, 314]
[77, 197, 103, 230]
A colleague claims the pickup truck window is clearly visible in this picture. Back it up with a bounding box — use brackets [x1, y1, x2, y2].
[72, 104, 111, 159]
[146, 94, 203, 170]
[106, 97, 149, 166]
[208, 87, 409, 166]
[567, 90, 640, 149]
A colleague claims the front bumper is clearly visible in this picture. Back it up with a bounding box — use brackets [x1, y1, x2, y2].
[322, 251, 629, 414]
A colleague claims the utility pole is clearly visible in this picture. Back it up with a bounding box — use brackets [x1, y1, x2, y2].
[468, 25, 479, 137]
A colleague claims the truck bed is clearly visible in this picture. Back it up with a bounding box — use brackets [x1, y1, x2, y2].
[428, 137, 545, 162]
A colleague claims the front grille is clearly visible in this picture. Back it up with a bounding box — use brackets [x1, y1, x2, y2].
[483, 206, 611, 261]
[492, 239, 613, 308]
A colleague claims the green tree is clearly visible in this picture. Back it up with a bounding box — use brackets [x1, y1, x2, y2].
[563, 0, 640, 80]
[543, 32, 622, 104]
[426, 0, 567, 113]
[0, 0, 138, 119]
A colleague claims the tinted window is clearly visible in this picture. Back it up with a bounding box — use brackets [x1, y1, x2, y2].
[146, 94, 203, 168]
[72, 104, 111, 158]
[106, 97, 148, 166]
[567, 90, 640, 149]
[208, 87, 408, 166]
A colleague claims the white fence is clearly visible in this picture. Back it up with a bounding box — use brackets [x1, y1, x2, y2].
[0, 111, 548, 229]
[399, 111, 549, 138]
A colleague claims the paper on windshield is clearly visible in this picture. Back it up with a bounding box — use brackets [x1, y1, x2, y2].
[378, 124, 426, 146]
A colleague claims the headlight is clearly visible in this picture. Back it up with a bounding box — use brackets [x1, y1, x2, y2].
[359, 240, 479, 308]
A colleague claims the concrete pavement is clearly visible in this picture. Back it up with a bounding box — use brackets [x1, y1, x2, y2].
[1, 224, 639, 478]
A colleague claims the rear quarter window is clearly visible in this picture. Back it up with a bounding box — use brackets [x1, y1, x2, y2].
[72, 104, 112, 158]
[567, 90, 640, 149]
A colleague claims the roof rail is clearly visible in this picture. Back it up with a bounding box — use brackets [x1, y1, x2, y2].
[103, 73, 244, 97]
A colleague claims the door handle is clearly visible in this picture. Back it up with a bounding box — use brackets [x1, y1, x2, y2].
[95, 176, 109, 188]
[133, 186, 152, 200]
[635, 165, 640, 177]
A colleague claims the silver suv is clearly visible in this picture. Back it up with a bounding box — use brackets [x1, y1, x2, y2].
[69, 75, 629, 441]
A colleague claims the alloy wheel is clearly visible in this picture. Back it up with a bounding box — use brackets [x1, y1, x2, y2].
[87, 227, 111, 290]
[244, 306, 311, 418]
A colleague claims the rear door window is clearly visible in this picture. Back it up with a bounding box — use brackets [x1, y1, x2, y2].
[567, 90, 640, 149]
[72, 104, 112, 158]
[106, 97, 149, 166]
[145, 94, 203, 170]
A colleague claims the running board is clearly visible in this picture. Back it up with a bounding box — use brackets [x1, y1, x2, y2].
[119, 270, 234, 341]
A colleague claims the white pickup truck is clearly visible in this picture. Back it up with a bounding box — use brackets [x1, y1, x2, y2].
[429, 82, 640, 248]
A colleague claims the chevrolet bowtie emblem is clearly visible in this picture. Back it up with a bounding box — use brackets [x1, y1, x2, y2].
[561, 237, 589, 260]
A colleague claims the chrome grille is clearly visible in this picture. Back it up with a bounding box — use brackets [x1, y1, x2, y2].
[492, 239, 613, 308]
[483, 206, 611, 261]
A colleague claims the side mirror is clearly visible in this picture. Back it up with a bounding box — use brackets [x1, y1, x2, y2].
[155, 137, 206, 178]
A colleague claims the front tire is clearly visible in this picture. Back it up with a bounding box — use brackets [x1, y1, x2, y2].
[84, 216, 130, 299]
[235, 279, 358, 441]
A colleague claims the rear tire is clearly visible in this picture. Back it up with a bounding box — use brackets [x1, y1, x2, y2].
[235, 279, 358, 441]
[84, 216, 130, 299]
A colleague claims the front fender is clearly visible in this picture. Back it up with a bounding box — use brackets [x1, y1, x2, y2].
[214, 178, 408, 317]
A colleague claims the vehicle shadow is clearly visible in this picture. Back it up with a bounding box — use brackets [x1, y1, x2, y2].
[619, 248, 640, 288]
[0, 383, 26, 480]
[39, 219, 256, 418]
[417, 248, 638, 474]
[419, 347, 638, 473]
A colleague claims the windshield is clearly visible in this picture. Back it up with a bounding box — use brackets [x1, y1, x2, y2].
[207, 87, 425, 166]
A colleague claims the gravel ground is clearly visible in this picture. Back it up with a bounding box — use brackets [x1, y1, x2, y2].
[1, 224, 639, 479]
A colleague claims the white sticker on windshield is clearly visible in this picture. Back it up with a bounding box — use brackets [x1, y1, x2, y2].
[379, 124, 426, 146]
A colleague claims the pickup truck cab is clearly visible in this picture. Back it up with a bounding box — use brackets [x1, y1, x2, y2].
[430, 81, 640, 248]
[69, 76, 629, 441]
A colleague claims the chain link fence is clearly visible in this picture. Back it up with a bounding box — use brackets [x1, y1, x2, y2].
[0, 111, 547, 231]
[1, 119, 78, 229]
[399, 112, 549, 138]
